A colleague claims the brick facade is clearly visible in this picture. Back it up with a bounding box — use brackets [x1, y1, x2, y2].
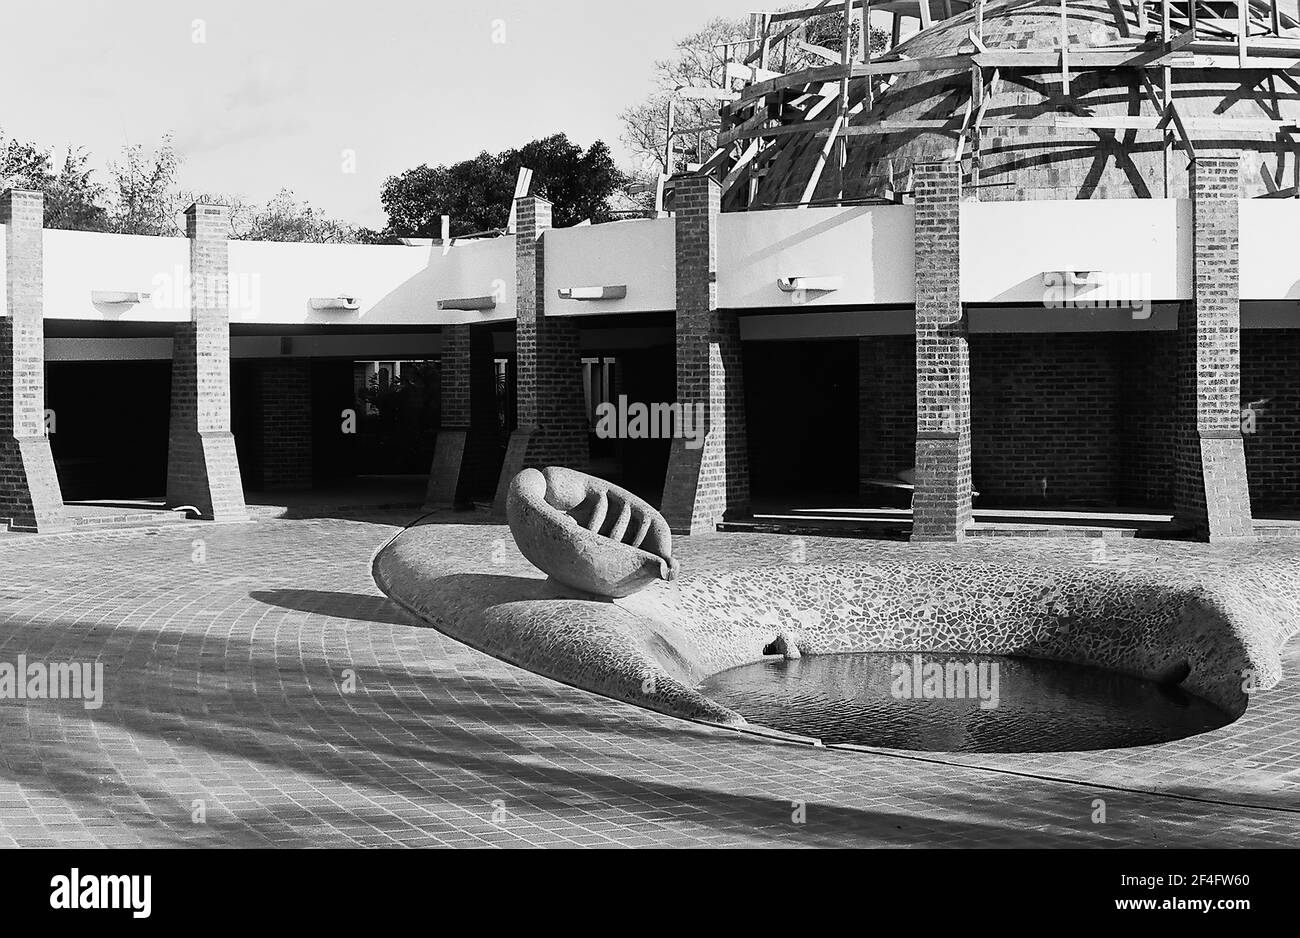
[1174, 157, 1253, 539]
[165, 203, 248, 521]
[863, 334, 1125, 508]
[492, 197, 588, 512]
[971, 334, 1122, 506]
[859, 328, 1300, 514]
[0, 189, 68, 532]
[910, 161, 972, 541]
[661, 175, 750, 535]
[427, 323, 498, 507]
[254, 359, 312, 490]
[1242, 329, 1300, 511]
[858, 336, 916, 490]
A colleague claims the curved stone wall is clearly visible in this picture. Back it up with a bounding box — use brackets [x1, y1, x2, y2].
[373, 523, 1300, 730]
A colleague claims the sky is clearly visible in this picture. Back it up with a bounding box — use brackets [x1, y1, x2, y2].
[1, 0, 750, 228]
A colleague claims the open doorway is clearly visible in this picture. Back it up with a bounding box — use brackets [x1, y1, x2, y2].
[743, 338, 859, 504]
[47, 360, 170, 503]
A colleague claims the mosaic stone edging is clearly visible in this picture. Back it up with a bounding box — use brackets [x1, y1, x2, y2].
[373, 525, 1300, 723]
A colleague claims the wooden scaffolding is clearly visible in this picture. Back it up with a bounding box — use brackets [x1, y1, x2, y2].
[666, 0, 1300, 207]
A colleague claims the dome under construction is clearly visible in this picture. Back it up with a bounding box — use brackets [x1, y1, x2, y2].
[708, 0, 1300, 207]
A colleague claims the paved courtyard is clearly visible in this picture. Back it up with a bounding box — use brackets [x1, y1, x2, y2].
[0, 511, 1296, 847]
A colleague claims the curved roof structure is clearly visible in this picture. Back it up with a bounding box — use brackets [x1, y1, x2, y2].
[712, 0, 1300, 208]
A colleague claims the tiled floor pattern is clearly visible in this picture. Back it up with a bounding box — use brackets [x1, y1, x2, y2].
[0, 513, 1295, 847]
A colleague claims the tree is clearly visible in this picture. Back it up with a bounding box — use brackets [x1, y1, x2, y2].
[45, 149, 109, 231]
[516, 136, 625, 230]
[0, 134, 55, 190]
[0, 130, 110, 230]
[369, 133, 628, 239]
[619, 17, 752, 176]
[1, 128, 362, 240]
[108, 136, 182, 236]
[619, 9, 892, 175]
[2, 128, 194, 235]
[238, 188, 356, 242]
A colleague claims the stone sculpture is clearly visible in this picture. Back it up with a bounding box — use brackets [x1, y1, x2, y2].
[506, 466, 680, 598]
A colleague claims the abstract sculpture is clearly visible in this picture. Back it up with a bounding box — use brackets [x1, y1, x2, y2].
[506, 467, 679, 598]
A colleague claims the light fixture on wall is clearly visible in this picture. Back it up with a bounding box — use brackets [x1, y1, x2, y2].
[437, 296, 497, 311]
[309, 297, 362, 311]
[1041, 270, 1099, 287]
[557, 285, 628, 301]
[90, 290, 151, 306]
[777, 276, 843, 294]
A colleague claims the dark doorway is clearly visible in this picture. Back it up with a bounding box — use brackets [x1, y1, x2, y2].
[313, 359, 366, 485]
[743, 339, 858, 500]
[47, 360, 171, 500]
[230, 360, 260, 488]
[593, 346, 674, 505]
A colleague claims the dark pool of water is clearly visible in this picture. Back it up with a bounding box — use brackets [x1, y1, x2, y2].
[699, 653, 1233, 753]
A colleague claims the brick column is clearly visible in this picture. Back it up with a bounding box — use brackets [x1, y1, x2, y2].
[911, 161, 972, 542]
[427, 323, 496, 507]
[491, 197, 588, 512]
[0, 190, 67, 532]
[165, 203, 248, 521]
[256, 359, 312, 489]
[661, 174, 749, 535]
[1174, 156, 1253, 539]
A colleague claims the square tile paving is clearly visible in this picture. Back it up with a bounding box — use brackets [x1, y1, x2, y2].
[0, 511, 1294, 847]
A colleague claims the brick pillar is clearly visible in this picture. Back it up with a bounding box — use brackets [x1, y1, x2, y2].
[256, 359, 312, 489]
[0, 190, 67, 533]
[427, 323, 496, 507]
[911, 161, 972, 542]
[166, 203, 248, 521]
[491, 197, 588, 512]
[661, 175, 749, 535]
[1174, 156, 1253, 539]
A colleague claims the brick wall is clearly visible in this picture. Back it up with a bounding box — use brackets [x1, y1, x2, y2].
[1174, 156, 1252, 537]
[515, 317, 588, 465]
[1243, 329, 1300, 511]
[661, 175, 750, 534]
[857, 336, 916, 487]
[512, 197, 586, 458]
[254, 359, 312, 489]
[911, 161, 972, 540]
[492, 198, 589, 512]
[165, 203, 247, 521]
[858, 327, 1300, 513]
[0, 189, 67, 532]
[861, 333, 1131, 508]
[439, 324, 472, 428]
[970, 333, 1122, 506]
[1117, 332, 1177, 508]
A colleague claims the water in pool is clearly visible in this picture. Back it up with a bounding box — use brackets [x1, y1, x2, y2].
[699, 652, 1233, 753]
